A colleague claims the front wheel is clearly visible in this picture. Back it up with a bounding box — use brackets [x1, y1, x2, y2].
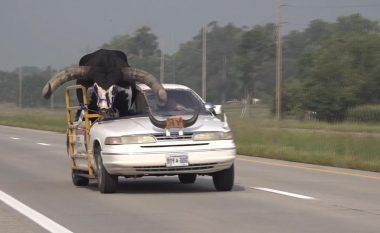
[212, 164, 234, 191]
[94, 146, 118, 193]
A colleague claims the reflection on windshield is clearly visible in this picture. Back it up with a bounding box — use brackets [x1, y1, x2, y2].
[145, 89, 207, 116]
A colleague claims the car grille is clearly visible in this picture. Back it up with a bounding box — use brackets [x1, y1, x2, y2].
[133, 163, 216, 172]
[154, 132, 194, 141]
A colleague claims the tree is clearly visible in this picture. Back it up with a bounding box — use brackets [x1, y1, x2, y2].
[287, 32, 380, 121]
[101, 34, 131, 52]
[335, 14, 379, 34]
[0, 71, 18, 104]
[235, 23, 276, 103]
[128, 26, 160, 58]
[282, 14, 380, 121]
[283, 19, 333, 82]
[203, 23, 243, 103]
[101, 26, 161, 77]
[172, 22, 243, 102]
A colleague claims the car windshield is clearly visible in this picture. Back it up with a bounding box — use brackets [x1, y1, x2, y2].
[144, 89, 208, 117]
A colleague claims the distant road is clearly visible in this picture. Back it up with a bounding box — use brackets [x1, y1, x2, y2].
[0, 125, 379, 233]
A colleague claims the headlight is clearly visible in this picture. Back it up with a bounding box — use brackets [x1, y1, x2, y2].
[193, 131, 233, 141]
[105, 135, 156, 145]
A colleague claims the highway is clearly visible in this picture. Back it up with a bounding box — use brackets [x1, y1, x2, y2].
[0, 125, 379, 233]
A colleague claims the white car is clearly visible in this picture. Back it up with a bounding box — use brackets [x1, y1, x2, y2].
[70, 84, 236, 193]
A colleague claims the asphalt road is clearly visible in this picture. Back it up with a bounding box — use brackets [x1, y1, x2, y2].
[0, 125, 379, 233]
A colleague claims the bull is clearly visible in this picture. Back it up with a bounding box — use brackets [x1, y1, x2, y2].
[42, 49, 198, 128]
[42, 49, 167, 116]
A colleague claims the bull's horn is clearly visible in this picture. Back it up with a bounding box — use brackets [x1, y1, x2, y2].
[148, 108, 200, 129]
[42, 66, 90, 99]
[148, 109, 167, 129]
[121, 67, 167, 105]
[183, 108, 200, 128]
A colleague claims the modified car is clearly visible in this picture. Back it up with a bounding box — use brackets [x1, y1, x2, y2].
[66, 84, 236, 193]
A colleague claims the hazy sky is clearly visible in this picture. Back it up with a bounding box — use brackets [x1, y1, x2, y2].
[0, 0, 379, 71]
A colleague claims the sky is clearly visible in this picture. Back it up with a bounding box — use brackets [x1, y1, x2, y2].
[0, 0, 379, 71]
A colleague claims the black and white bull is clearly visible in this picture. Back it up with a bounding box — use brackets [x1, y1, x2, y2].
[42, 49, 199, 128]
[42, 49, 167, 117]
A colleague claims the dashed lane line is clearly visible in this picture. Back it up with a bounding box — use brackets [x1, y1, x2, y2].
[0, 190, 73, 233]
[36, 143, 51, 146]
[8, 136, 52, 147]
[252, 187, 316, 200]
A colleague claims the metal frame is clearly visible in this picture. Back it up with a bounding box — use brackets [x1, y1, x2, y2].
[65, 85, 100, 178]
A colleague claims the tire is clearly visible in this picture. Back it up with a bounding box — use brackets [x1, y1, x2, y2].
[94, 146, 118, 193]
[212, 164, 234, 191]
[71, 170, 89, 186]
[178, 174, 197, 184]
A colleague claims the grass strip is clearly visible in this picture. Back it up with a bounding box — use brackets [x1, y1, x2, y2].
[230, 118, 380, 172]
[0, 107, 66, 132]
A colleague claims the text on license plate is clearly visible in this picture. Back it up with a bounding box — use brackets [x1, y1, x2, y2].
[166, 154, 188, 167]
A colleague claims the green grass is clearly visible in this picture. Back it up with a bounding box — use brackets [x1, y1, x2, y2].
[0, 105, 67, 132]
[230, 117, 380, 172]
[224, 103, 380, 133]
[1, 104, 379, 172]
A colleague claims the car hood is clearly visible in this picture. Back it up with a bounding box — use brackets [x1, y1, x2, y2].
[91, 115, 229, 136]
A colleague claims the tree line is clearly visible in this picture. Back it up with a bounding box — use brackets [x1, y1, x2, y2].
[0, 14, 379, 121]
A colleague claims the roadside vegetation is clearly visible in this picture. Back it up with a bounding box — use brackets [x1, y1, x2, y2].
[0, 104, 379, 172]
[225, 104, 380, 172]
[0, 104, 66, 132]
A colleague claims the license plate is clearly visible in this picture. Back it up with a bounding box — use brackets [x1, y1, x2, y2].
[166, 154, 188, 167]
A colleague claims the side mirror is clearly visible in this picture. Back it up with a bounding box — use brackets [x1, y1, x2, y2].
[205, 103, 222, 115]
[213, 105, 222, 115]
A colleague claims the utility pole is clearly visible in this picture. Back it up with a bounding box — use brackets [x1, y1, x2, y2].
[275, 0, 283, 120]
[18, 67, 23, 108]
[202, 25, 207, 101]
[221, 55, 227, 103]
[160, 49, 165, 83]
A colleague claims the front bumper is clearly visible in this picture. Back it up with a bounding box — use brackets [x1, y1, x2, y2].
[101, 143, 236, 176]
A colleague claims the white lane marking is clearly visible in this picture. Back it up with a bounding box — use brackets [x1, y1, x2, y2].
[10, 137, 21, 140]
[0, 190, 73, 233]
[37, 143, 51, 146]
[251, 187, 316, 200]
